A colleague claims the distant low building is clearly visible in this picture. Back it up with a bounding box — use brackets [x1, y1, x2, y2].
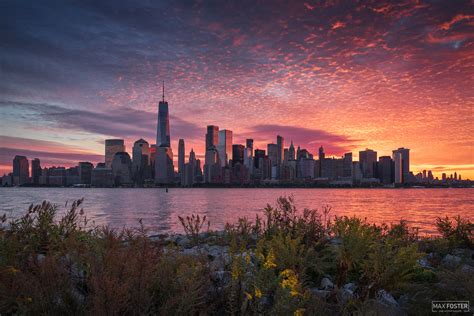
[92, 163, 113, 187]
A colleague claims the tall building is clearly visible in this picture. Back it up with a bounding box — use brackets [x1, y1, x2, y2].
[156, 82, 171, 147]
[155, 82, 174, 184]
[254, 149, 265, 169]
[155, 147, 174, 184]
[392, 148, 410, 183]
[343, 153, 353, 177]
[232, 144, 245, 165]
[276, 135, 284, 165]
[218, 129, 233, 167]
[149, 144, 156, 179]
[31, 158, 41, 185]
[105, 139, 125, 168]
[204, 147, 220, 183]
[289, 141, 295, 161]
[318, 146, 325, 160]
[178, 139, 185, 180]
[378, 156, 393, 184]
[132, 139, 150, 184]
[359, 149, 377, 178]
[267, 143, 279, 179]
[393, 152, 403, 184]
[283, 148, 289, 162]
[276, 135, 284, 179]
[13, 155, 29, 186]
[186, 148, 196, 186]
[246, 139, 254, 153]
[206, 125, 219, 150]
[78, 162, 93, 184]
[112, 152, 132, 186]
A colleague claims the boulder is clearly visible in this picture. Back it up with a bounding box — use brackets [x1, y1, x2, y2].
[441, 254, 462, 269]
[320, 277, 334, 290]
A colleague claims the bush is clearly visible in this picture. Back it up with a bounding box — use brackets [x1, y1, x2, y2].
[435, 215, 473, 248]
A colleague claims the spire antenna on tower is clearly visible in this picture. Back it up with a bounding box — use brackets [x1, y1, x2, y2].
[162, 80, 165, 102]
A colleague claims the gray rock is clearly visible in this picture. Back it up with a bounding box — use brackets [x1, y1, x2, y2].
[377, 289, 398, 307]
[460, 264, 474, 274]
[320, 277, 334, 290]
[337, 283, 357, 305]
[417, 257, 433, 269]
[343, 282, 357, 293]
[210, 270, 231, 286]
[442, 254, 462, 269]
[375, 290, 406, 316]
[177, 236, 191, 248]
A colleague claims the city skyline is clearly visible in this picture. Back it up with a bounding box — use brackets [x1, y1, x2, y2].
[1, 0, 473, 179]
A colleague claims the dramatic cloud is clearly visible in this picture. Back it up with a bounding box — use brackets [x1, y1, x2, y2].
[0, 0, 473, 177]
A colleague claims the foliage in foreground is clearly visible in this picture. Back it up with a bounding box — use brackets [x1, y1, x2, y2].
[0, 197, 472, 315]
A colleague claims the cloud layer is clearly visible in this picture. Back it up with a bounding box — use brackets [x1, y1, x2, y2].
[0, 0, 473, 177]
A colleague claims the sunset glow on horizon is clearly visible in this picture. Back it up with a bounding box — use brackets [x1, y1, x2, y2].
[1, 0, 473, 179]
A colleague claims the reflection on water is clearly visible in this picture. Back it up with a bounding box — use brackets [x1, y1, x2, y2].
[0, 188, 472, 235]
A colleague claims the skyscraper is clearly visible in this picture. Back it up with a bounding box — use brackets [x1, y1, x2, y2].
[156, 81, 171, 147]
[13, 155, 29, 186]
[254, 149, 265, 169]
[343, 153, 353, 177]
[267, 143, 279, 179]
[232, 144, 245, 165]
[112, 152, 132, 186]
[359, 149, 377, 178]
[318, 146, 325, 161]
[392, 148, 410, 183]
[155, 147, 174, 184]
[276, 135, 284, 179]
[206, 125, 219, 151]
[393, 152, 403, 184]
[132, 139, 150, 185]
[289, 141, 295, 161]
[378, 156, 393, 184]
[155, 82, 174, 184]
[276, 135, 284, 165]
[105, 139, 125, 168]
[178, 139, 185, 184]
[31, 158, 41, 185]
[246, 139, 254, 153]
[218, 129, 233, 167]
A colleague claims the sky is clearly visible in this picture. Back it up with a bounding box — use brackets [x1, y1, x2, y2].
[0, 0, 473, 179]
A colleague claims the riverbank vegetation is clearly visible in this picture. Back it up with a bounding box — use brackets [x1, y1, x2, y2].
[0, 197, 472, 315]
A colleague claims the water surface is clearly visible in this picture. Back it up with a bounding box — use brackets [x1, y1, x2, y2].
[0, 188, 472, 235]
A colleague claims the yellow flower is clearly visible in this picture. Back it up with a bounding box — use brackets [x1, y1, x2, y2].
[263, 249, 277, 269]
[280, 269, 300, 297]
[6, 266, 19, 274]
[294, 308, 305, 316]
[245, 292, 253, 301]
[231, 262, 240, 280]
[245, 253, 251, 265]
[255, 287, 262, 298]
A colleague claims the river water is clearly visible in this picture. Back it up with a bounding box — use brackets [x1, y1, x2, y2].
[0, 188, 472, 235]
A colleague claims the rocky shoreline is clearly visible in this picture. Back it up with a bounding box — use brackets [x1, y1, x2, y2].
[146, 231, 474, 315]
